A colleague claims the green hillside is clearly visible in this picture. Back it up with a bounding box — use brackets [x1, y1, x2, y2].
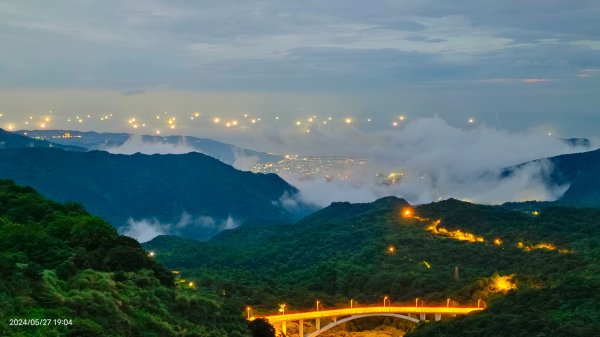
[145, 197, 600, 336]
[0, 180, 250, 337]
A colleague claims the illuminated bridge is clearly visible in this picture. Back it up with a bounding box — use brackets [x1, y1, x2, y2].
[250, 302, 484, 337]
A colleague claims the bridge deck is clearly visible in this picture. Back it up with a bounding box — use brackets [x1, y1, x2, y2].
[256, 306, 483, 323]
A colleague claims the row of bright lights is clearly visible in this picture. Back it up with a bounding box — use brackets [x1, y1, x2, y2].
[0, 112, 556, 137]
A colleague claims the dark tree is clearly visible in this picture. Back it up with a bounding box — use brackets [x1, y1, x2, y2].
[248, 318, 276, 337]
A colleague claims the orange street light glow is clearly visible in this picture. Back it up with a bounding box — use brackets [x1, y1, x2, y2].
[492, 274, 517, 293]
[427, 220, 485, 243]
[402, 208, 414, 217]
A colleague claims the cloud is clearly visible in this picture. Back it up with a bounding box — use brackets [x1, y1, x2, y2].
[104, 135, 196, 155]
[121, 218, 168, 243]
[120, 213, 242, 242]
[121, 89, 146, 96]
[1, 1, 599, 92]
[232, 149, 259, 171]
[266, 117, 593, 207]
[221, 215, 240, 230]
[522, 78, 550, 84]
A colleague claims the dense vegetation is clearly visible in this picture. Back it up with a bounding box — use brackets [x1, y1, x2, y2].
[0, 180, 251, 337]
[146, 197, 600, 336]
[0, 146, 311, 240]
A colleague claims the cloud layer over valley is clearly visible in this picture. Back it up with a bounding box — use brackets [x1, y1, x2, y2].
[253, 117, 595, 206]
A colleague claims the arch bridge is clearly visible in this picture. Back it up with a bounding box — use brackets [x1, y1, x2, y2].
[251, 304, 484, 337]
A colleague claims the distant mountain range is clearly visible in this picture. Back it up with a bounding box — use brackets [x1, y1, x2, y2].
[0, 130, 311, 241]
[502, 147, 600, 208]
[19, 129, 283, 166]
[0, 128, 85, 151]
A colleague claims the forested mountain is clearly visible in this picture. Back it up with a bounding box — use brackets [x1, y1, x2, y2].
[145, 197, 600, 336]
[0, 180, 251, 337]
[0, 147, 310, 241]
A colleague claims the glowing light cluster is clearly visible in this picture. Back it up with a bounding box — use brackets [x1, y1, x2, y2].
[517, 242, 570, 253]
[402, 207, 414, 218]
[491, 274, 517, 293]
[427, 220, 485, 243]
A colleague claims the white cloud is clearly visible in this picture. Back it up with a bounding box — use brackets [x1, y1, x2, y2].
[104, 135, 196, 155]
[271, 117, 592, 207]
[121, 218, 168, 243]
[120, 213, 242, 242]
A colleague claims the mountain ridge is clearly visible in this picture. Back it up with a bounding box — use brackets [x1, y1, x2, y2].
[0, 147, 310, 241]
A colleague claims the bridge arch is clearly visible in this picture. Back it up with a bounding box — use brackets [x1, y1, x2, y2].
[306, 313, 420, 337]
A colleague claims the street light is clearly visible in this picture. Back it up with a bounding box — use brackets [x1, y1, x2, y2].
[383, 296, 390, 307]
[477, 299, 486, 309]
[415, 297, 420, 307]
[350, 299, 355, 308]
[246, 306, 252, 319]
[279, 304, 286, 315]
[446, 298, 452, 307]
[316, 300, 320, 311]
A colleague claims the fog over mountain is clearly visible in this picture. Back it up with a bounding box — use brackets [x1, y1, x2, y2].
[215, 117, 598, 206]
